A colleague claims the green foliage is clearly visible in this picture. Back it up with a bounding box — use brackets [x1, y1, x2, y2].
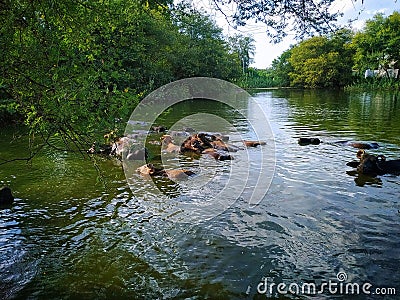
[171, 3, 241, 80]
[228, 34, 256, 74]
[0, 0, 145, 144]
[288, 29, 354, 88]
[228, 35, 274, 88]
[0, 0, 242, 152]
[344, 78, 400, 92]
[235, 68, 275, 88]
[271, 49, 293, 87]
[351, 11, 400, 74]
[266, 11, 400, 89]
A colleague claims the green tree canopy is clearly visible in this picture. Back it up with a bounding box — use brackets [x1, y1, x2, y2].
[171, 3, 241, 80]
[288, 29, 354, 88]
[228, 34, 256, 74]
[0, 0, 242, 156]
[351, 11, 400, 73]
[271, 49, 293, 87]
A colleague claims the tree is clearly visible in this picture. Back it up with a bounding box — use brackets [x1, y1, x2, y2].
[228, 34, 256, 74]
[271, 49, 293, 86]
[0, 1, 177, 149]
[170, 3, 241, 80]
[288, 29, 354, 87]
[0, 0, 243, 159]
[351, 11, 400, 76]
[212, 0, 344, 42]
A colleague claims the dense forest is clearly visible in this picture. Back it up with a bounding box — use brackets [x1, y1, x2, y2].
[1, 0, 399, 155]
[0, 0, 252, 151]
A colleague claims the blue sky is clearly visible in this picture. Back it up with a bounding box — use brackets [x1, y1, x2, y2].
[196, 0, 400, 68]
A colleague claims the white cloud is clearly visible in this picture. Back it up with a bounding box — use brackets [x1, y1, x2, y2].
[350, 19, 366, 31]
[365, 8, 389, 15]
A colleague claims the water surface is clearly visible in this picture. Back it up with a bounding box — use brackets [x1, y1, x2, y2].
[1, 89, 399, 299]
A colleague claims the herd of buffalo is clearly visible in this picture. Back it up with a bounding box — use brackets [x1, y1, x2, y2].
[299, 137, 400, 177]
[133, 130, 264, 178]
[1, 129, 399, 206]
[95, 127, 400, 180]
[87, 127, 266, 180]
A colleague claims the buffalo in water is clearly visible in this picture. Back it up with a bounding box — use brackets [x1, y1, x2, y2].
[136, 163, 195, 180]
[0, 187, 14, 206]
[180, 133, 236, 159]
[298, 137, 380, 149]
[347, 150, 400, 177]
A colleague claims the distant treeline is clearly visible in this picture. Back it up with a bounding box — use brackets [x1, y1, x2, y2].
[239, 11, 400, 90]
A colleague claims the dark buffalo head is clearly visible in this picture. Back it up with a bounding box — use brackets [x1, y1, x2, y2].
[298, 137, 321, 146]
[0, 187, 14, 205]
[355, 150, 386, 177]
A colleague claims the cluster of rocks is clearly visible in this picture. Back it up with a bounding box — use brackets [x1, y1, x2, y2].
[137, 131, 266, 178]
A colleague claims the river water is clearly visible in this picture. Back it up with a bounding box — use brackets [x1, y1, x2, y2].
[1, 89, 399, 299]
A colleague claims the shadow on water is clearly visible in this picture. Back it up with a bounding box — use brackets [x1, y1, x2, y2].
[0, 90, 399, 299]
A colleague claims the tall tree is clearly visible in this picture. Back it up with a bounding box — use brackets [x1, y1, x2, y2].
[171, 3, 241, 80]
[271, 49, 293, 86]
[351, 11, 400, 75]
[228, 34, 256, 74]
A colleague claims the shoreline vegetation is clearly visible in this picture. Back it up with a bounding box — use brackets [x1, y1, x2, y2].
[344, 79, 400, 92]
[238, 73, 400, 91]
[0, 0, 399, 156]
[236, 12, 400, 91]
